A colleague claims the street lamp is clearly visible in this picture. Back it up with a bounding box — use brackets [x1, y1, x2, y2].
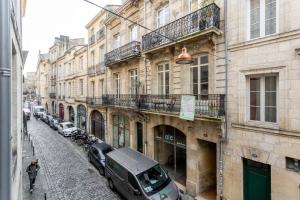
[83, 0, 193, 65]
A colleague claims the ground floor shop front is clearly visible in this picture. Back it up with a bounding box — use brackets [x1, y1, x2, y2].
[105, 108, 223, 198]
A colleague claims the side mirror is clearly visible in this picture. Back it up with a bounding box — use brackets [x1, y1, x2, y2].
[133, 189, 141, 196]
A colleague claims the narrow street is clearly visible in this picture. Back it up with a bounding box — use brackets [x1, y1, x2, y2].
[23, 118, 120, 200]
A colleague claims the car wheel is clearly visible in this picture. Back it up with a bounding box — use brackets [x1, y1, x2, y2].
[108, 179, 114, 191]
[99, 166, 104, 176]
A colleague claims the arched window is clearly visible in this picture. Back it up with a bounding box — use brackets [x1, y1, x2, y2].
[112, 115, 130, 148]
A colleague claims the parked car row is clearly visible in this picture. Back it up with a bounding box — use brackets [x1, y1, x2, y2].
[36, 110, 182, 200]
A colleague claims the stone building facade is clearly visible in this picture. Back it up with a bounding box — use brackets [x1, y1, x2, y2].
[35, 53, 50, 108]
[34, 0, 300, 199]
[223, 0, 300, 200]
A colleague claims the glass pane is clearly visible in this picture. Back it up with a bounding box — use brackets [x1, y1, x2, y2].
[192, 67, 198, 84]
[250, 78, 260, 91]
[200, 55, 208, 64]
[125, 129, 130, 147]
[265, 18, 276, 35]
[113, 125, 119, 148]
[164, 126, 174, 143]
[265, 91, 276, 107]
[250, 106, 260, 121]
[250, 0, 260, 39]
[165, 64, 169, 71]
[201, 66, 208, 83]
[193, 84, 198, 96]
[175, 129, 186, 147]
[201, 83, 208, 95]
[191, 57, 198, 66]
[156, 126, 164, 139]
[250, 91, 260, 106]
[265, 107, 276, 122]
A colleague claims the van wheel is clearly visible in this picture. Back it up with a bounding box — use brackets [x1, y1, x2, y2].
[108, 179, 114, 191]
[99, 166, 104, 176]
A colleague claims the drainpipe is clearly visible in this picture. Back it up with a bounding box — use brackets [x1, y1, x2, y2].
[220, 0, 228, 199]
[0, 0, 11, 199]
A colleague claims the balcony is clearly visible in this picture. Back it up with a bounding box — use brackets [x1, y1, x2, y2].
[49, 93, 56, 99]
[87, 66, 96, 76]
[96, 28, 105, 41]
[142, 3, 220, 52]
[87, 94, 225, 118]
[89, 35, 95, 45]
[105, 41, 141, 66]
[96, 62, 105, 74]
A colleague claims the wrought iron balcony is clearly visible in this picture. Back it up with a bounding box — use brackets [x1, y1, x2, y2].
[96, 62, 105, 74]
[142, 3, 220, 52]
[105, 41, 141, 66]
[49, 93, 56, 99]
[96, 28, 105, 41]
[88, 35, 95, 45]
[87, 66, 96, 75]
[88, 94, 225, 118]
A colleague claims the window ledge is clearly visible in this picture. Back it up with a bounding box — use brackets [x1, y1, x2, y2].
[245, 121, 279, 130]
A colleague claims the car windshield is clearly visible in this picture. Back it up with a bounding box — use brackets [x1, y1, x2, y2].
[36, 108, 44, 112]
[65, 123, 74, 128]
[137, 164, 170, 196]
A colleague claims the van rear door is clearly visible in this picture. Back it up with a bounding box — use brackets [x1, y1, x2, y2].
[109, 160, 128, 197]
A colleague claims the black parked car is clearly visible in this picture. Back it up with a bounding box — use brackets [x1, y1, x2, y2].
[88, 143, 114, 175]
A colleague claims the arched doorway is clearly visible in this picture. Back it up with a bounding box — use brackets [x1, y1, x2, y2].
[51, 101, 55, 115]
[59, 103, 64, 121]
[68, 106, 74, 123]
[77, 104, 86, 130]
[154, 125, 186, 186]
[112, 115, 130, 148]
[91, 110, 105, 141]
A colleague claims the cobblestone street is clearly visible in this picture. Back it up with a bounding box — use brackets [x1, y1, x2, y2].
[22, 118, 120, 200]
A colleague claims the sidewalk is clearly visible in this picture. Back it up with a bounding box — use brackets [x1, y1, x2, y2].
[22, 135, 50, 200]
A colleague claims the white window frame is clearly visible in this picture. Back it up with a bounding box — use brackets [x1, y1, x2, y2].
[157, 4, 169, 28]
[246, 74, 279, 126]
[157, 63, 170, 95]
[247, 0, 279, 40]
[79, 56, 83, 70]
[80, 79, 83, 96]
[129, 69, 138, 95]
[190, 54, 209, 96]
[129, 25, 138, 42]
[114, 73, 120, 97]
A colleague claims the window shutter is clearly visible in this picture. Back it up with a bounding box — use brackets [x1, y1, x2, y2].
[250, 0, 260, 39]
[265, 0, 276, 35]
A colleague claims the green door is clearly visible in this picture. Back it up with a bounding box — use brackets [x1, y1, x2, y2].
[243, 159, 271, 200]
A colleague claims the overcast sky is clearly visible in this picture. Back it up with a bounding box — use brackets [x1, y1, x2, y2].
[23, 0, 122, 74]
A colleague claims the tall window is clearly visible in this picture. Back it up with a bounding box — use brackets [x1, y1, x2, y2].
[249, 0, 277, 39]
[99, 46, 104, 63]
[80, 79, 83, 96]
[113, 115, 130, 148]
[157, 4, 169, 28]
[157, 63, 169, 95]
[91, 81, 95, 97]
[99, 79, 104, 95]
[63, 83, 66, 96]
[91, 51, 95, 66]
[249, 75, 277, 123]
[69, 63, 71, 75]
[68, 82, 71, 97]
[114, 34, 121, 49]
[129, 69, 138, 95]
[190, 55, 209, 98]
[79, 56, 83, 70]
[130, 25, 138, 42]
[114, 73, 120, 96]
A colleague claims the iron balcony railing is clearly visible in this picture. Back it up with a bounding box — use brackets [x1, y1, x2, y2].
[142, 3, 220, 51]
[89, 35, 95, 45]
[87, 94, 225, 118]
[105, 41, 141, 66]
[49, 93, 56, 99]
[96, 62, 105, 74]
[96, 28, 105, 41]
[87, 65, 96, 75]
